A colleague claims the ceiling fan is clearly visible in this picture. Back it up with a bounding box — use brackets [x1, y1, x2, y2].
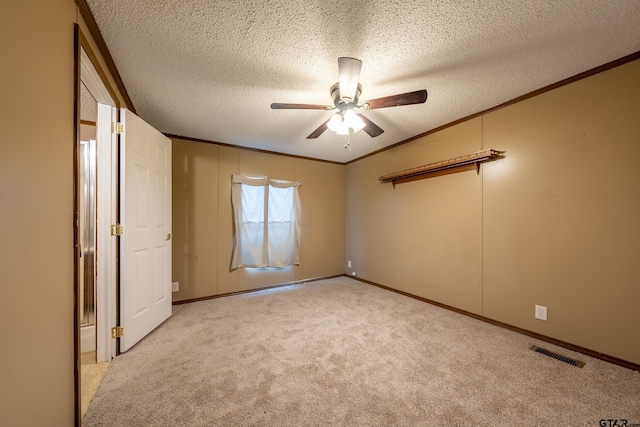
[271, 57, 428, 144]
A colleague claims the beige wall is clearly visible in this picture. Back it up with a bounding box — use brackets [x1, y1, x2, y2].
[346, 59, 640, 365]
[346, 118, 484, 314]
[172, 138, 345, 301]
[81, 123, 97, 141]
[482, 59, 640, 364]
[1, 0, 77, 425]
[1, 0, 135, 424]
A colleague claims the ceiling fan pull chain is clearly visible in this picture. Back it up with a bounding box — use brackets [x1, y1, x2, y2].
[344, 133, 352, 151]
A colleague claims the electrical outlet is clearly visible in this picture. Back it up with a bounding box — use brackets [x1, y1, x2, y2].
[535, 305, 547, 321]
[172, 281, 179, 292]
[348, 260, 352, 268]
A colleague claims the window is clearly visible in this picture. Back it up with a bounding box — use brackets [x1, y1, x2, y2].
[230, 174, 301, 269]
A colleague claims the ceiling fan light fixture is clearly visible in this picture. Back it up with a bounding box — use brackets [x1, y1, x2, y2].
[343, 109, 365, 133]
[327, 113, 343, 133]
[327, 110, 365, 135]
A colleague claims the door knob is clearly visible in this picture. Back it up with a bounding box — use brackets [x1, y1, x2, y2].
[166, 233, 173, 241]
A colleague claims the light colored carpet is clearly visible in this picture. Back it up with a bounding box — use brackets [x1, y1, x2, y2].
[83, 277, 640, 426]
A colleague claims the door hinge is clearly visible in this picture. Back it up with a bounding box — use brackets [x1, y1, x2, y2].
[112, 121, 124, 134]
[111, 326, 124, 339]
[110, 224, 124, 236]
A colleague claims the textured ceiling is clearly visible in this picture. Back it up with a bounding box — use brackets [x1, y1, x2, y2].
[85, 0, 640, 163]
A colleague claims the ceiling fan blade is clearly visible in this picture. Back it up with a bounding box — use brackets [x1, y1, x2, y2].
[271, 103, 329, 110]
[307, 117, 331, 139]
[338, 57, 362, 101]
[356, 113, 384, 138]
[365, 89, 427, 109]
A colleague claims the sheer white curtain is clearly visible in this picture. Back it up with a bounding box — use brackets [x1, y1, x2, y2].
[231, 174, 301, 269]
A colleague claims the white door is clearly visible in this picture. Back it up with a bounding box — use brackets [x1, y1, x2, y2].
[96, 102, 117, 362]
[120, 108, 172, 352]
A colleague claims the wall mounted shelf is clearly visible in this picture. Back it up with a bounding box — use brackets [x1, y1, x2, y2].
[379, 149, 504, 187]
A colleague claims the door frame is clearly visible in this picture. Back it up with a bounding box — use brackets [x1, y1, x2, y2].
[80, 43, 117, 363]
[75, 26, 119, 424]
